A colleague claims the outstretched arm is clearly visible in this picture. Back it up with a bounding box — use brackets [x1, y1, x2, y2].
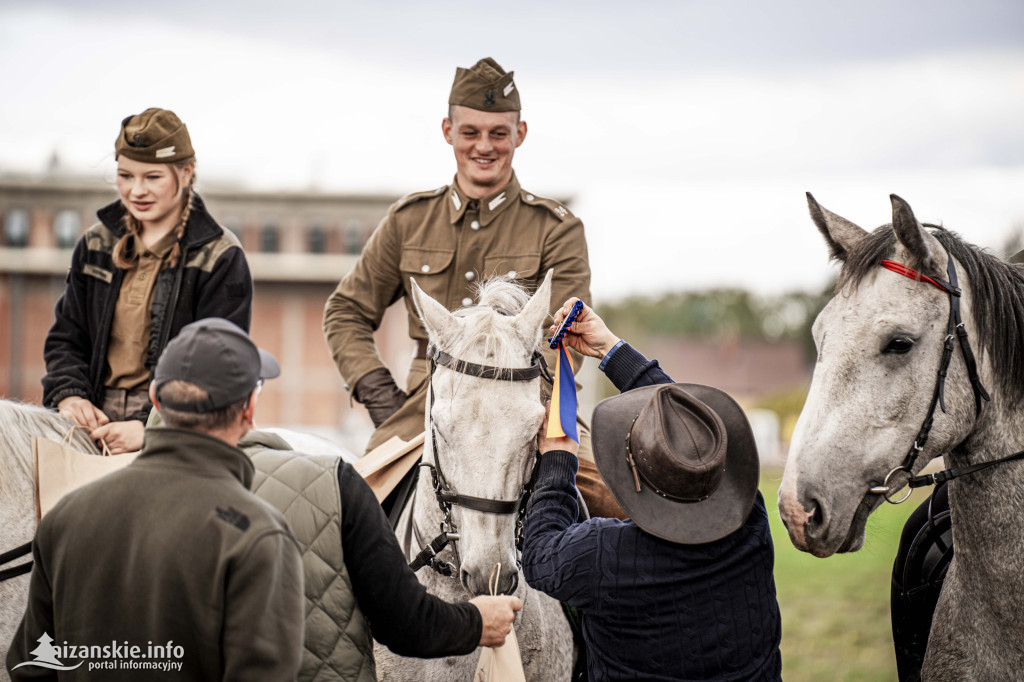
[550, 298, 673, 390]
[338, 463, 521, 656]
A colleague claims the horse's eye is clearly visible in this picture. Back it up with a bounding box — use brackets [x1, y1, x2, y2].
[883, 336, 915, 354]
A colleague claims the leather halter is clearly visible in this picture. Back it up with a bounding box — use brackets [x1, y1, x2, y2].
[869, 246, 1000, 503]
[410, 312, 551, 577]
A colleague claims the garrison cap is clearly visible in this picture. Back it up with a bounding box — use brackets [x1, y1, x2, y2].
[115, 108, 194, 164]
[448, 57, 520, 112]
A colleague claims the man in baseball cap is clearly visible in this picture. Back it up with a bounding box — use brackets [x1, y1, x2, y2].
[153, 317, 279, 415]
[521, 300, 783, 681]
[9, 318, 304, 681]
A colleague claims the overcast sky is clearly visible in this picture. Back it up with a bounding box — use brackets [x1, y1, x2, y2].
[2, 0, 1022, 301]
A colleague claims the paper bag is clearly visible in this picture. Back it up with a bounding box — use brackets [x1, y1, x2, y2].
[352, 433, 424, 502]
[474, 628, 526, 682]
[474, 562, 526, 682]
[33, 435, 139, 524]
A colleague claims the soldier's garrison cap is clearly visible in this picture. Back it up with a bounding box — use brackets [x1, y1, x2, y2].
[448, 57, 520, 112]
[115, 108, 194, 163]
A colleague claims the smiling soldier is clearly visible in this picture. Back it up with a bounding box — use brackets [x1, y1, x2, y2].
[324, 57, 623, 518]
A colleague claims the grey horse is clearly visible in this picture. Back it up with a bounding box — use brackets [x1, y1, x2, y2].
[779, 193, 1024, 679]
[376, 271, 575, 681]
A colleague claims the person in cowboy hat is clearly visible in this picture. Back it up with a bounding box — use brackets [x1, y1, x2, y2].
[522, 299, 782, 681]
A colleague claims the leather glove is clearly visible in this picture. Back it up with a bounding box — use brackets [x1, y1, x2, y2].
[353, 368, 408, 428]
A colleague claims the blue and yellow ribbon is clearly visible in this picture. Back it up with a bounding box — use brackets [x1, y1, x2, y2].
[546, 341, 579, 442]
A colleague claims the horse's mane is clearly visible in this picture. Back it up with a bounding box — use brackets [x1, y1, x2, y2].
[447, 276, 538, 369]
[0, 400, 100, 497]
[838, 224, 1024, 407]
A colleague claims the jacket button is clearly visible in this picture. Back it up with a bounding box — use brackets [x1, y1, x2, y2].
[465, 271, 475, 281]
[525, 194, 534, 201]
[421, 265, 430, 273]
[462, 297, 473, 306]
[507, 270, 517, 278]
[470, 220, 481, 230]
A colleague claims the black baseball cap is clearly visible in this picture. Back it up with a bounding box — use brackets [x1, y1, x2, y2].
[153, 318, 280, 412]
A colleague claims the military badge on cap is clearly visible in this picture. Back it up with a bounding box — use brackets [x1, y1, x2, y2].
[448, 57, 521, 112]
[114, 107, 195, 164]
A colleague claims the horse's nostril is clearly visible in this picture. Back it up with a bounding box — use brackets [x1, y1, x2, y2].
[459, 569, 475, 594]
[505, 571, 519, 595]
[806, 498, 826, 537]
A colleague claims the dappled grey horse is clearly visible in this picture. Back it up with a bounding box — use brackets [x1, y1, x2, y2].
[377, 271, 574, 681]
[779, 193, 1024, 679]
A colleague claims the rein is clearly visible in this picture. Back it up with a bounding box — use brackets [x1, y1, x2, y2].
[0, 541, 33, 583]
[868, 248, 1011, 503]
[410, 333, 550, 578]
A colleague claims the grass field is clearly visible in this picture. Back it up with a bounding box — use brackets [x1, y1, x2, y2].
[759, 468, 932, 681]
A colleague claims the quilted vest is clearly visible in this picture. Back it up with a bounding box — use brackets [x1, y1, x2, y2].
[243, 431, 376, 682]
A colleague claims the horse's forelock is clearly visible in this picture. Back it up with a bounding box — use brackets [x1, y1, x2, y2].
[473, 275, 533, 314]
[837, 224, 1024, 408]
[446, 276, 537, 369]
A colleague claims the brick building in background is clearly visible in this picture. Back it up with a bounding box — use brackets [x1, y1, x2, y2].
[1, 170, 802, 460]
[0, 170, 407, 452]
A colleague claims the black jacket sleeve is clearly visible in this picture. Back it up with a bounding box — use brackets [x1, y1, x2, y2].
[192, 244, 253, 332]
[602, 342, 674, 390]
[338, 463, 482, 657]
[42, 237, 99, 408]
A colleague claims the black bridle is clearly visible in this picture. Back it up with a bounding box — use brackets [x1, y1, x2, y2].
[868, 247, 1024, 504]
[408, 324, 551, 577]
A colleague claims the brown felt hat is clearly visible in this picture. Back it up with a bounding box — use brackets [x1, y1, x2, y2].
[115, 108, 194, 163]
[448, 57, 520, 112]
[592, 383, 760, 544]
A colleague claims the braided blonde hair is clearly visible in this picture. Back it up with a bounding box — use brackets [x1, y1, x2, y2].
[112, 158, 196, 270]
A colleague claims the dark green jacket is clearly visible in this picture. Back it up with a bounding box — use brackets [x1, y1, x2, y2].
[7, 428, 304, 681]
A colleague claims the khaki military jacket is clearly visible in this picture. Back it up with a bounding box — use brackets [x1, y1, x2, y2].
[324, 172, 591, 392]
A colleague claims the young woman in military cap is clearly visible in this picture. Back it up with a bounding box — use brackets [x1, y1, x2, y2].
[42, 108, 254, 454]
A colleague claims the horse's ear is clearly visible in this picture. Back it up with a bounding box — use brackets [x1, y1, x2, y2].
[891, 194, 944, 275]
[513, 269, 553, 347]
[806, 192, 868, 262]
[409, 277, 457, 342]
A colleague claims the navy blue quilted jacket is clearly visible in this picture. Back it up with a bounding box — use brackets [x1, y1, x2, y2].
[522, 343, 782, 681]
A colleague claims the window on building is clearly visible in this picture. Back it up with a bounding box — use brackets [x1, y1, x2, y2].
[260, 224, 279, 253]
[308, 224, 327, 254]
[344, 219, 364, 254]
[54, 210, 80, 248]
[3, 209, 29, 247]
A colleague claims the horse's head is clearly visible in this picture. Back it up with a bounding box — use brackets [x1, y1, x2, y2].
[410, 270, 552, 595]
[779, 194, 985, 557]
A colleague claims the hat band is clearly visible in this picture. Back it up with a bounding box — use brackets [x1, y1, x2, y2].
[625, 430, 713, 504]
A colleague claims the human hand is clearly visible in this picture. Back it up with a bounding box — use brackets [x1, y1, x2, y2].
[354, 368, 408, 428]
[91, 420, 144, 454]
[58, 396, 110, 431]
[537, 404, 579, 457]
[549, 298, 620, 359]
[469, 595, 523, 648]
